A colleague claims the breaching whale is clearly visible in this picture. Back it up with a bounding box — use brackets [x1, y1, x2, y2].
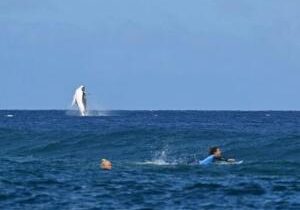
[72, 85, 87, 116]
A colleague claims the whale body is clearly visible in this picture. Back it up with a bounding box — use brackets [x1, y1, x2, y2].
[72, 85, 87, 116]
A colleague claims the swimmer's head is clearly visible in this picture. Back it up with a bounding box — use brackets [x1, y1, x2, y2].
[209, 146, 221, 157]
[100, 159, 112, 170]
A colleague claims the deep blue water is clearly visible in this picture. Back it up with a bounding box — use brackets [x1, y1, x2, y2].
[0, 110, 299, 209]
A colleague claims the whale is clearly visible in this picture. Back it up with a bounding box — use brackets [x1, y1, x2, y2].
[72, 85, 87, 116]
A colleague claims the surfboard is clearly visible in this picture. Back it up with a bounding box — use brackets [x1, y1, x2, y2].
[216, 160, 243, 165]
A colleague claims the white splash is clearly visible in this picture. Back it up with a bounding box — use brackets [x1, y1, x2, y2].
[142, 150, 177, 166]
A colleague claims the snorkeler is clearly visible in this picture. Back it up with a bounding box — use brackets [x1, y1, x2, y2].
[199, 146, 235, 165]
[100, 159, 112, 170]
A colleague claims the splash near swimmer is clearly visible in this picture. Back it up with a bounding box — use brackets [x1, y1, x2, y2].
[72, 85, 87, 116]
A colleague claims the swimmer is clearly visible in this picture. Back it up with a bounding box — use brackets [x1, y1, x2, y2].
[100, 159, 112, 170]
[199, 146, 235, 165]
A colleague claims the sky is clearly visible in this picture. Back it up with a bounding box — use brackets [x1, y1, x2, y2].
[1, 0, 300, 110]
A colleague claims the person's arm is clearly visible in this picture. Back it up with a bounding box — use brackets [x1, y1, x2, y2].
[199, 155, 215, 165]
[215, 157, 226, 161]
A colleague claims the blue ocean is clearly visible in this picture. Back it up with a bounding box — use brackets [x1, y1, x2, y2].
[0, 111, 299, 209]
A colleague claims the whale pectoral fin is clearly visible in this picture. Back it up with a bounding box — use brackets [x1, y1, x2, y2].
[72, 94, 76, 106]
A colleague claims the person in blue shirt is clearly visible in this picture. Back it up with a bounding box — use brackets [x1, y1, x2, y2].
[199, 146, 235, 165]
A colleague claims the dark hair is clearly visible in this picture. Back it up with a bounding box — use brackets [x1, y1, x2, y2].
[209, 146, 219, 155]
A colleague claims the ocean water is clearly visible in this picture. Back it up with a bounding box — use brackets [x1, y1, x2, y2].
[0, 110, 299, 210]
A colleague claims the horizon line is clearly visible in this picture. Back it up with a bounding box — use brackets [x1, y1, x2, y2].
[1, 109, 300, 112]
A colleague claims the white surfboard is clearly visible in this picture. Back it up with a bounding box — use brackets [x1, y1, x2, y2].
[216, 160, 243, 165]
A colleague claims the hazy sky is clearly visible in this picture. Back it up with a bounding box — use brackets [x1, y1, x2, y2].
[1, 0, 300, 110]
